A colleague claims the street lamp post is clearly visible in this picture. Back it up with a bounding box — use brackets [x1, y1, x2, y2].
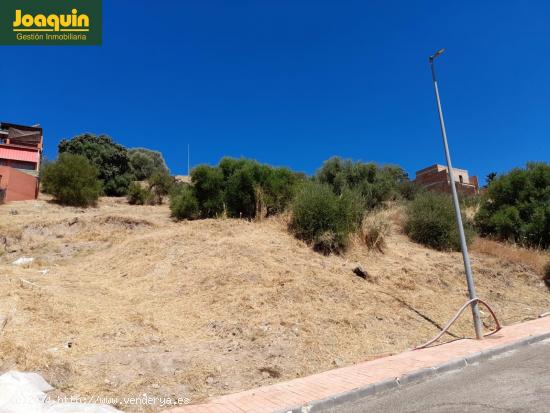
[429, 48, 484, 340]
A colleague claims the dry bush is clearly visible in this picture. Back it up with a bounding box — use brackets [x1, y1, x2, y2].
[361, 209, 392, 252]
[471, 237, 549, 275]
[384, 202, 405, 229]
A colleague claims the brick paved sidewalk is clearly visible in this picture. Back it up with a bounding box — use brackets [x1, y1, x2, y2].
[164, 316, 550, 413]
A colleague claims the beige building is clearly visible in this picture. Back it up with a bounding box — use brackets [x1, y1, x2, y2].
[414, 164, 479, 195]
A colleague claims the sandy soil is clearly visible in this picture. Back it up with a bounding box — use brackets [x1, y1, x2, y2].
[0, 196, 548, 412]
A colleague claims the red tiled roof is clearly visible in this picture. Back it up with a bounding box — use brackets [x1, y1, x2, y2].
[0, 146, 39, 163]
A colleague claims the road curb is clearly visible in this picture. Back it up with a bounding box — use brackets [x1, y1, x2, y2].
[275, 331, 550, 413]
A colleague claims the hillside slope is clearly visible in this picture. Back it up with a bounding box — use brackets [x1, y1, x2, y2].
[1, 197, 548, 411]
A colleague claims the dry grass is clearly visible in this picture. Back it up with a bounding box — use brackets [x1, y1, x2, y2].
[471, 237, 549, 276]
[360, 209, 392, 252]
[0, 196, 548, 412]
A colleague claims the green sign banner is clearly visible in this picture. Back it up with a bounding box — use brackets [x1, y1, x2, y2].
[0, 0, 102, 45]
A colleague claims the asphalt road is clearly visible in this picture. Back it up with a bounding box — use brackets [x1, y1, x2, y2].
[324, 339, 550, 413]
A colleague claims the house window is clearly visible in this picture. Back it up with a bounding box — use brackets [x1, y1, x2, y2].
[10, 161, 35, 170]
[459, 175, 464, 184]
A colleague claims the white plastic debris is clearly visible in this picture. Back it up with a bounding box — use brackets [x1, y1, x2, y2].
[38, 269, 49, 276]
[0, 371, 122, 413]
[11, 257, 34, 266]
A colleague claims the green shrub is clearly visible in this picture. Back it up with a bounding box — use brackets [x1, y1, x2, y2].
[224, 164, 258, 218]
[58, 134, 132, 196]
[475, 162, 550, 248]
[222, 159, 301, 219]
[191, 165, 226, 218]
[263, 167, 301, 216]
[170, 186, 199, 220]
[289, 182, 363, 254]
[148, 169, 174, 204]
[103, 173, 133, 197]
[399, 180, 423, 201]
[127, 182, 153, 205]
[316, 157, 409, 209]
[129, 148, 169, 180]
[219, 158, 274, 219]
[405, 191, 474, 251]
[192, 158, 303, 219]
[41, 153, 102, 207]
[38, 157, 53, 181]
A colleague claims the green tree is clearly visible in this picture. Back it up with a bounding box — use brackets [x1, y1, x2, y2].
[148, 169, 174, 204]
[316, 157, 408, 209]
[129, 148, 169, 180]
[191, 165, 226, 218]
[219, 157, 303, 218]
[191, 158, 303, 219]
[475, 162, 550, 248]
[58, 134, 132, 196]
[224, 164, 258, 218]
[263, 167, 301, 215]
[486, 172, 497, 186]
[41, 153, 102, 207]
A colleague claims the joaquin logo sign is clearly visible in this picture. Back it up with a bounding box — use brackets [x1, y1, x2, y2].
[0, 0, 102, 45]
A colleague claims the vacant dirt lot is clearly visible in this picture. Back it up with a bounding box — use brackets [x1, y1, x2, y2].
[1, 197, 548, 412]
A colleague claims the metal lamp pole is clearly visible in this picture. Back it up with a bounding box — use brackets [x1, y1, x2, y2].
[429, 48, 483, 340]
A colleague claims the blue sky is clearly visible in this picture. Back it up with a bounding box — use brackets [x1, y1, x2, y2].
[2, 1, 549, 182]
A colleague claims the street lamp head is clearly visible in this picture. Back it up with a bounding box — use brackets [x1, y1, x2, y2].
[429, 48, 445, 63]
